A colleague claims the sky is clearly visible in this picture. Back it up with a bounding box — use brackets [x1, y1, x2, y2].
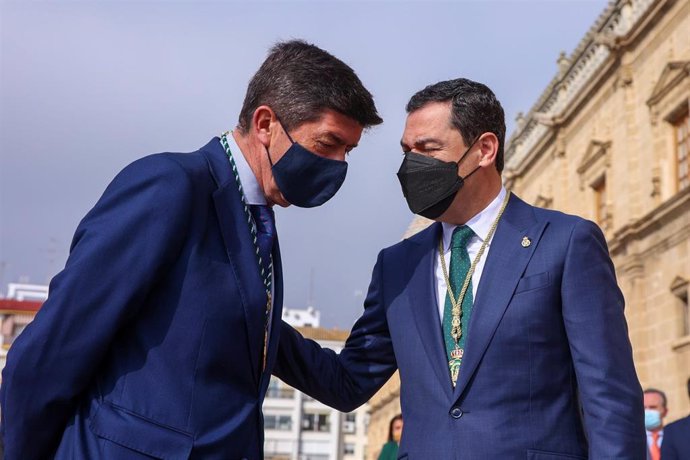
[0, 0, 608, 329]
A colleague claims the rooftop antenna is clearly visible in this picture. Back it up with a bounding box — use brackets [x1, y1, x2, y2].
[41, 237, 58, 283]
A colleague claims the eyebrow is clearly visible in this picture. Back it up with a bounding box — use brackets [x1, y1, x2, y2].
[322, 132, 358, 149]
[400, 137, 443, 150]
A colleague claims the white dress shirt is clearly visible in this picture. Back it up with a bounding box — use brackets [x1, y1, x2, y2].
[435, 187, 508, 322]
[645, 429, 663, 454]
[225, 132, 266, 205]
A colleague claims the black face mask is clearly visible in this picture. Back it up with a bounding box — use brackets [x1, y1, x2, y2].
[396, 141, 480, 219]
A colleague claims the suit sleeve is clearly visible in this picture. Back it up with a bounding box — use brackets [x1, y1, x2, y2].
[660, 423, 680, 460]
[0, 155, 194, 459]
[561, 219, 646, 459]
[274, 250, 397, 412]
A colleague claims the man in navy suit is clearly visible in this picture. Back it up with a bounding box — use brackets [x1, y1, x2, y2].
[0, 40, 382, 459]
[661, 378, 690, 459]
[275, 78, 645, 459]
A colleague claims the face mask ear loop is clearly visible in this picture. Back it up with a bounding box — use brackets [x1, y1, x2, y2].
[463, 165, 482, 182]
[274, 114, 296, 144]
[265, 145, 276, 167]
[455, 134, 483, 177]
[265, 113, 295, 167]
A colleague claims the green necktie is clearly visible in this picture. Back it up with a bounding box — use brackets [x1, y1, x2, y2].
[442, 225, 475, 386]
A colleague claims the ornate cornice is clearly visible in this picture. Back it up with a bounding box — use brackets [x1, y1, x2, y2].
[670, 275, 689, 297]
[646, 60, 690, 107]
[609, 187, 690, 254]
[577, 140, 612, 176]
[506, 0, 671, 172]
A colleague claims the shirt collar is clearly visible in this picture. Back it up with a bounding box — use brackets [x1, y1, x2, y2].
[224, 131, 266, 205]
[441, 187, 507, 252]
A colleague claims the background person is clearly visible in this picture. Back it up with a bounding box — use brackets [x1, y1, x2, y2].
[644, 388, 668, 460]
[378, 414, 403, 460]
[661, 379, 690, 459]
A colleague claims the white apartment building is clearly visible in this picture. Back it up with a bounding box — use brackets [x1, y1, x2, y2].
[263, 325, 369, 460]
[281, 306, 321, 328]
[3, 283, 49, 302]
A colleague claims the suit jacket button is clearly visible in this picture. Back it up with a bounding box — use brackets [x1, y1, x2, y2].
[450, 407, 463, 419]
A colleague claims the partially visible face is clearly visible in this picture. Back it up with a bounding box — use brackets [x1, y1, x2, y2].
[264, 109, 363, 206]
[644, 392, 667, 418]
[399, 101, 483, 221]
[400, 101, 476, 175]
[391, 419, 403, 441]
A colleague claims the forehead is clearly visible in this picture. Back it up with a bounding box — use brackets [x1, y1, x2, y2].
[644, 392, 663, 405]
[297, 109, 363, 145]
[403, 101, 455, 141]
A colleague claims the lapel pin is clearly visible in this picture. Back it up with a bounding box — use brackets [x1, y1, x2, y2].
[521, 236, 531, 248]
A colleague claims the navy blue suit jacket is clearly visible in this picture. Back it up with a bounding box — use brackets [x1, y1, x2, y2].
[661, 415, 690, 459]
[275, 194, 646, 459]
[1, 138, 283, 459]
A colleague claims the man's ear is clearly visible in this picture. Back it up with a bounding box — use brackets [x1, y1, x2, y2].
[477, 132, 499, 168]
[252, 105, 277, 148]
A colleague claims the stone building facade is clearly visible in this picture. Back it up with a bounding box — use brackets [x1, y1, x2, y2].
[365, 372, 401, 460]
[366, 0, 690, 454]
[504, 0, 689, 421]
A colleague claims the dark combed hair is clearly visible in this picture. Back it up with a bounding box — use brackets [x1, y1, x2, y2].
[644, 388, 668, 408]
[406, 78, 506, 172]
[238, 39, 382, 133]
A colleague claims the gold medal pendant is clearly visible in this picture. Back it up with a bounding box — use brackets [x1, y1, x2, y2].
[439, 192, 511, 387]
[449, 358, 461, 386]
[449, 346, 464, 386]
[262, 294, 272, 371]
[450, 348, 464, 359]
[220, 132, 274, 376]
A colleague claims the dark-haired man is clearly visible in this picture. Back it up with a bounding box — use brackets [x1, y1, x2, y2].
[661, 379, 690, 460]
[0, 40, 381, 459]
[275, 77, 645, 458]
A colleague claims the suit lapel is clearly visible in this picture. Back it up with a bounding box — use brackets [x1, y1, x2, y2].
[407, 223, 454, 400]
[452, 194, 547, 402]
[202, 138, 266, 388]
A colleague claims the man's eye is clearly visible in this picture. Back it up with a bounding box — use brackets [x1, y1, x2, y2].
[318, 141, 336, 149]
